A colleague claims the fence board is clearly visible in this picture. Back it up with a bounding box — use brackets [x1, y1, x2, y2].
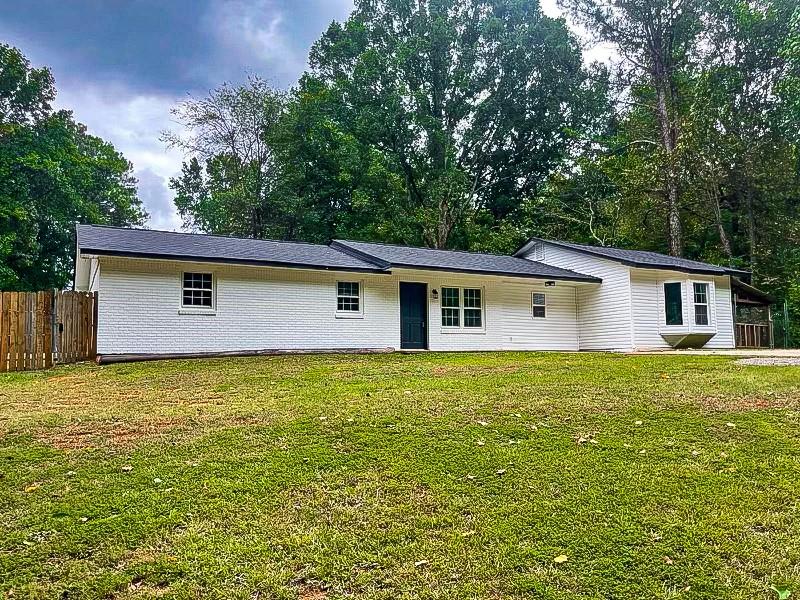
[43, 292, 53, 369]
[13, 293, 22, 371]
[0, 294, 7, 372]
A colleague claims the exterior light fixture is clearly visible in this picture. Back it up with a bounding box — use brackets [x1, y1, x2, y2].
[545, 281, 556, 287]
[431, 289, 439, 300]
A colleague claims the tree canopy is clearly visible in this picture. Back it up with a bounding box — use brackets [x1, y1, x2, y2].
[0, 44, 146, 290]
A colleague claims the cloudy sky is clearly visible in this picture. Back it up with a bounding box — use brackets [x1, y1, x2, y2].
[1, 0, 603, 231]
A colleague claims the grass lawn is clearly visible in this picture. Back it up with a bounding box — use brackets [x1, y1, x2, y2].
[1, 352, 799, 599]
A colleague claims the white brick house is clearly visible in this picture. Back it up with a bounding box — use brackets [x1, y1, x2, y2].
[74, 225, 755, 359]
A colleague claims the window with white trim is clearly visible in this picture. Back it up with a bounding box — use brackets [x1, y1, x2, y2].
[182, 272, 213, 308]
[693, 282, 709, 325]
[441, 287, 483, 328]
[463, 288, 482, 327]
[441, 287, 460, 327]
[532, 292, 546, 318]
[337, 282, 361, 312]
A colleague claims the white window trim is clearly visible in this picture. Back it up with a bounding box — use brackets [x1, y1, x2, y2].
[440, 286, 486, 333]
[658, 278, 718, 333]
[689, 279, 716, 330]
[335, 280, 364, 319]
[531, 291, 547, 319]
[179, 271, 216, 315]
[661, 279, 685, 328]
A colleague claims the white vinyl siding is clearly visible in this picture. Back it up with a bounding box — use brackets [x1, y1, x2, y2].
[520, 244, 633, 350]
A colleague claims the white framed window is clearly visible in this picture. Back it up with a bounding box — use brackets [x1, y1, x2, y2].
[532, 292, 546, 318]
[182, 272, 213, 308]
[693, 282, 709, 326]
[663, 281, 683, 326]
[336, 281, 363, 316]
[441, 287, 460, 327]
[441, 287, 483, 329]
[463, 288, 483, 328]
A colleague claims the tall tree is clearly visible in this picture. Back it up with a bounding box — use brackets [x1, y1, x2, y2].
[0, 44, 146, 290]
[162, 77, 298, 240]
[559, 0, 703, 256]
[286, 0, 606, 249]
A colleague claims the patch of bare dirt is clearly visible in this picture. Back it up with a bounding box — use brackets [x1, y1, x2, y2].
[37, 417, 188, 449]
[697, 394, 799, 412]
[431, 365, 520, 376]
[298, 585, 327, 600]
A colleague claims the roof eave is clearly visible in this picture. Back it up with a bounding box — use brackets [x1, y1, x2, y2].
[390, 263, 601, 283]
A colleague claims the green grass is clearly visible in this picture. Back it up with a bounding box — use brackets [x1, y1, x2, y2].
[0, 352, 799, 599]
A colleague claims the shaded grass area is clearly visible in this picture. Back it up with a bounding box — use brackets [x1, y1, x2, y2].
[0, 352, 799, 599]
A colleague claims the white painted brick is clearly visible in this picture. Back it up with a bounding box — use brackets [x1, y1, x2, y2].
[93, 258, 584, 354]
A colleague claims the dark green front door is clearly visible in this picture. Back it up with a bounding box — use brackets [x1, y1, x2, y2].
[400, 282, 427, 349]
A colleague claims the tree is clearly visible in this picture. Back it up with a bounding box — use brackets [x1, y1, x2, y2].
[0, 44, 146, 290]
[286, 0, 606, 249]
[559, 0, 705, 256]
[162, 77, 300, 240]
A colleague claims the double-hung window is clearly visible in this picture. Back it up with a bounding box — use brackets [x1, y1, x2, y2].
[463, 288, 483, 327]
[532, 292, 546, 318]
[441, 287, 460, 327]
[693, 282, 709, 326]
[337, 282, 361, 313]
[441, 287, 483, 329]
[182, 272, 213, 308]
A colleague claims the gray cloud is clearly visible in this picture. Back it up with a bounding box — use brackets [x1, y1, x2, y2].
[0, 0, 356, 231]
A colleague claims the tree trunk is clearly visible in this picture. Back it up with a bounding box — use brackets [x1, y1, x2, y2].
[655, 81, 683, 257]
[745, 184, 757, 270]
[708, 181, 733, 259]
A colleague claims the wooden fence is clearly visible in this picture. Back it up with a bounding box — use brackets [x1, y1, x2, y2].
[0, 290, 97, 372]
[735, 322, 772, 349]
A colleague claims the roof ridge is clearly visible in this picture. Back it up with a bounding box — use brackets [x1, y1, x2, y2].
[537, 237, 716, 263]
[335, 238, 526, 260]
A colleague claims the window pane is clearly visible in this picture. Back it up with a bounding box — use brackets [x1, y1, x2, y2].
[532, 293, 545, 306]
[338, 282, 359, 298]
[695, 304, 709, 326]
[442, 307, 459, 327]
[532, 305, 546, 318]
[464, 308, 482, 327]
[337, 282, 360, 311]
[664, 282, 683, 325]
[183, 273, 213, 306]
[184, 272, 212, 290]
[693, 282, 708, 304]
[337, 297, 360, 311]
[442, 287, 460, 308]
[463, 288, 481, 308]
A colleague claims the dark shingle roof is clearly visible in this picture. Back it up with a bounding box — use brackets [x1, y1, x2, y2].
[331, 240, 600, 282]
[517, 238, 739, 276]
[76, 225, 385, 273]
